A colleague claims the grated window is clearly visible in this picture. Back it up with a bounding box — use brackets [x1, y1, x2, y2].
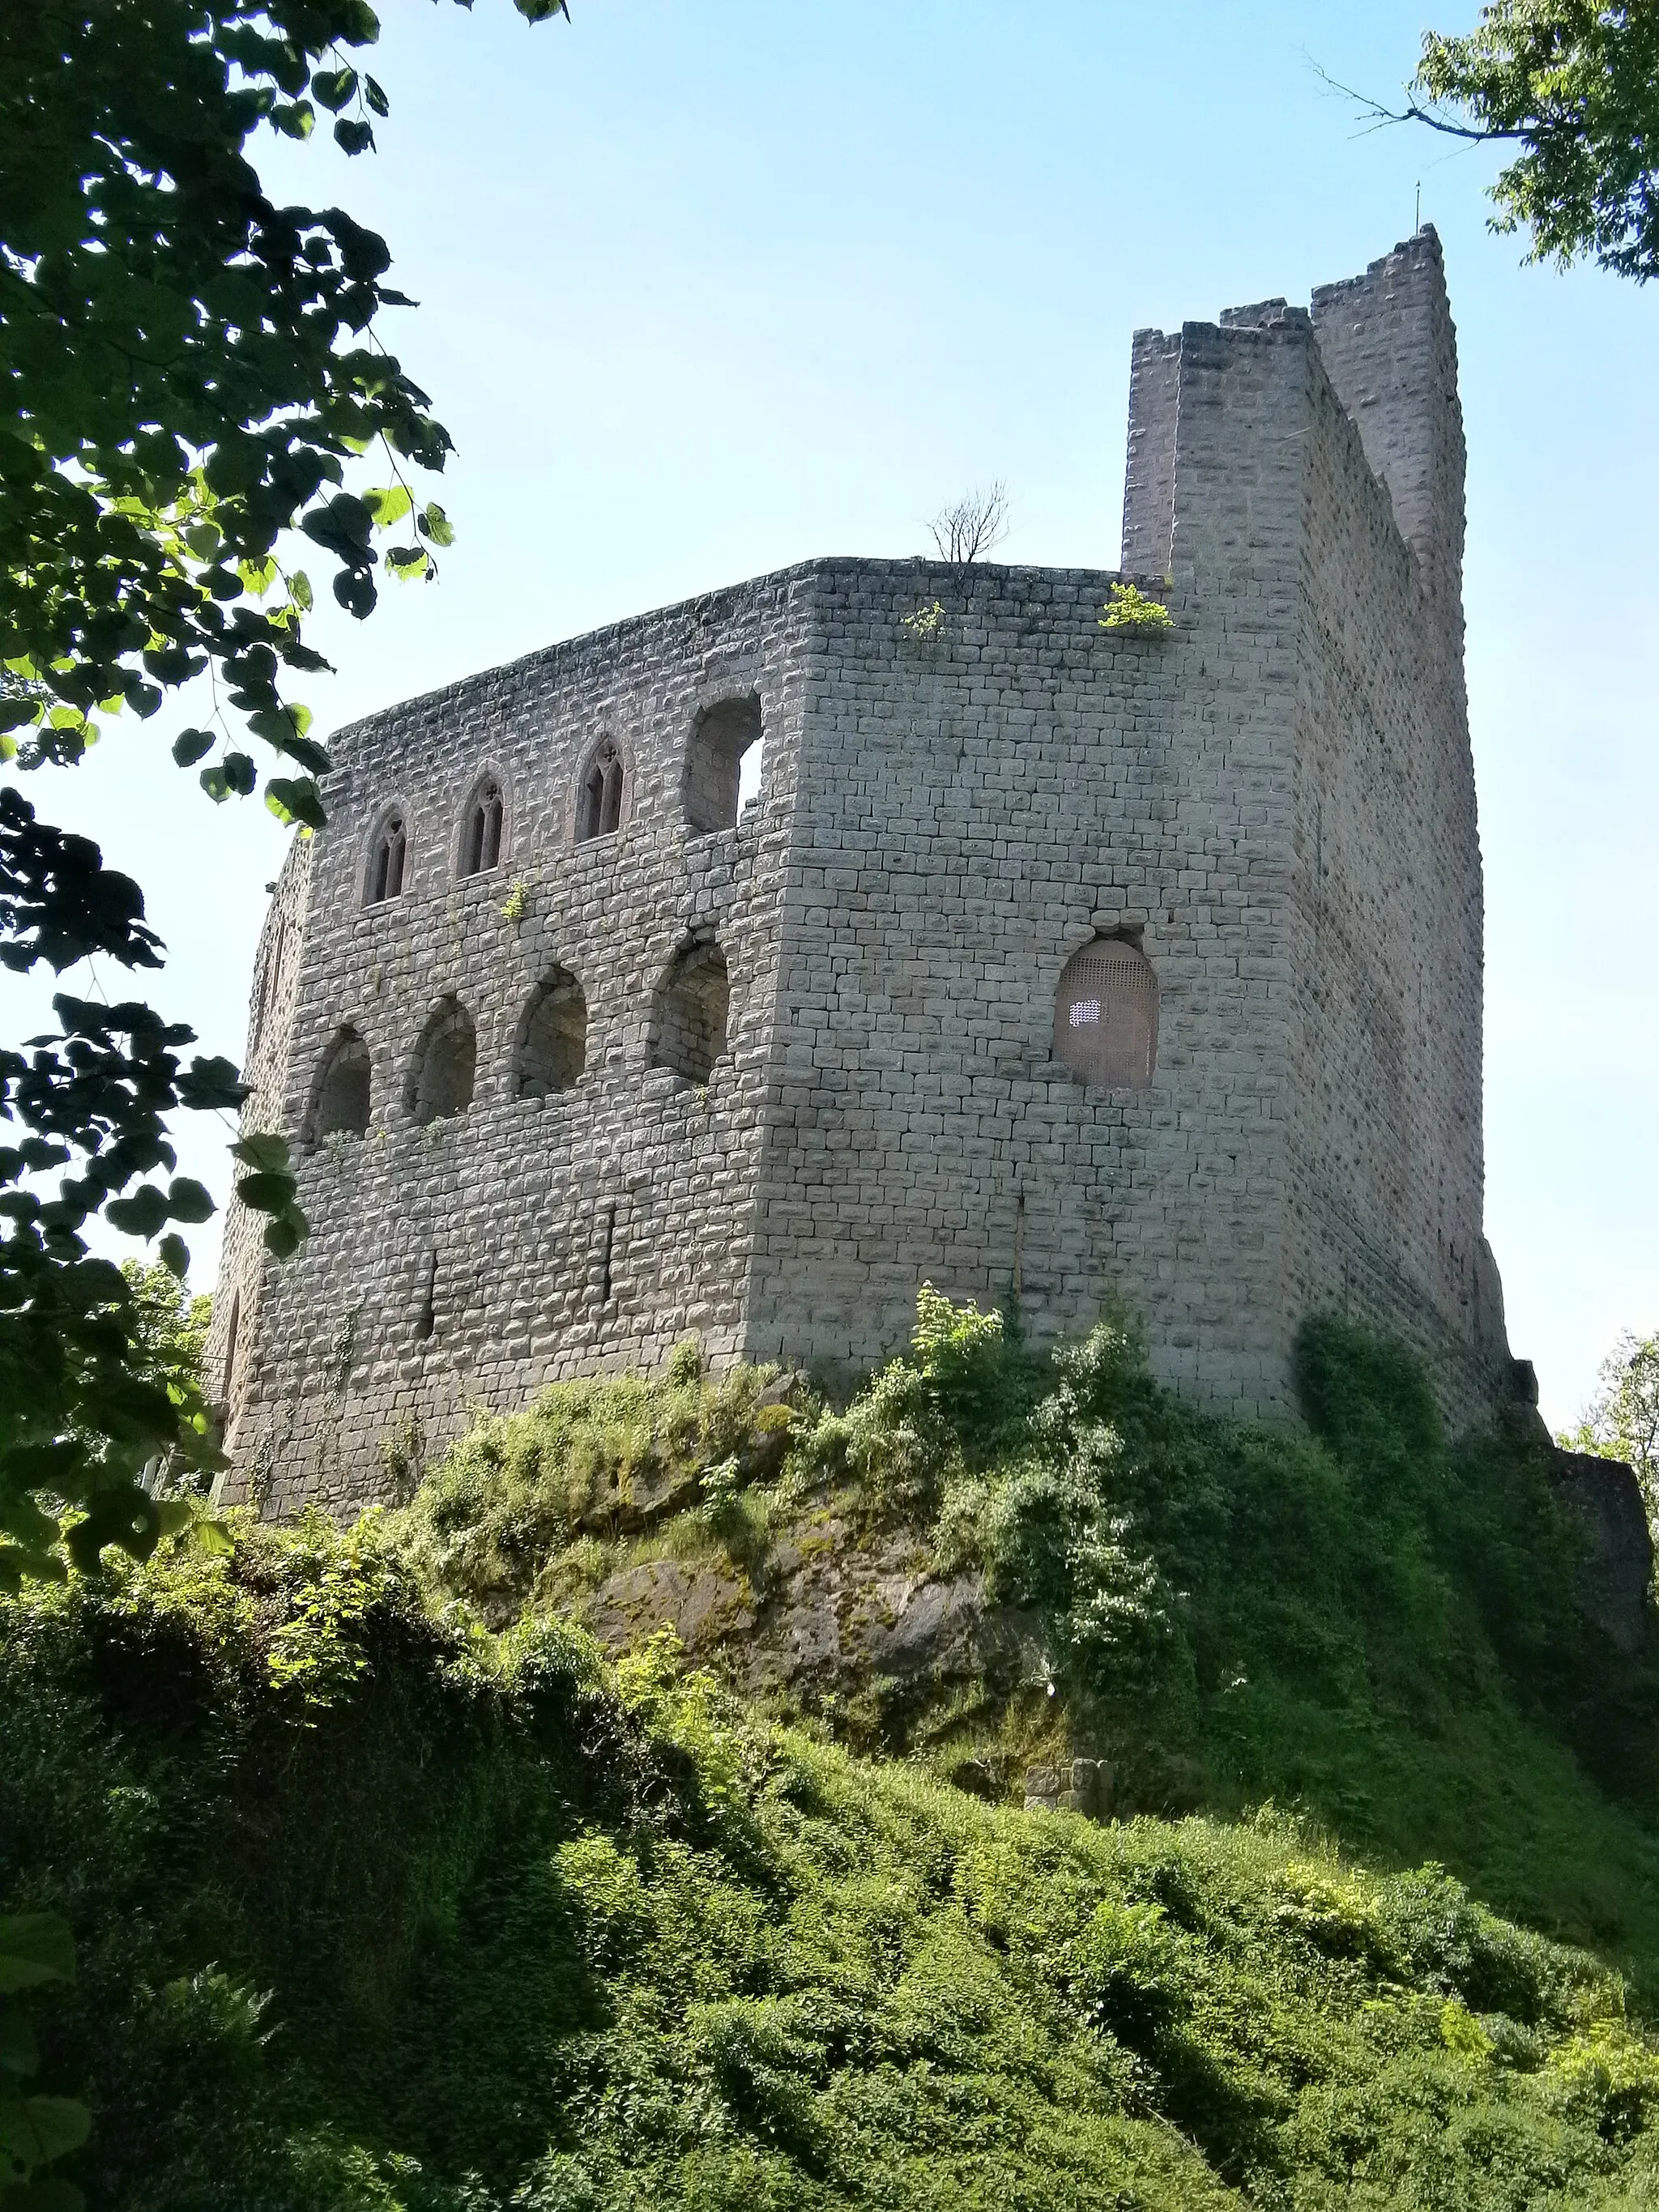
[1054, 939, 1158, 1089]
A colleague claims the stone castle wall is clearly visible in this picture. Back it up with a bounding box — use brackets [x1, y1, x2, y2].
[214, 230, 1520, 1511]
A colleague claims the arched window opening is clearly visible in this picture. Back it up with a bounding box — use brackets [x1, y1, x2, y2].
[650, 940, 731, 1084]
[309, 1026, 372, 1144]
[577, 739, 626, 842]
[462, 778, 504, 876]
[1053, 938, 1158, 1089]
[515, 970, 586, 1097]
[684, 695, 762, 833]
[407, 998, 477, 1125]
[369, 812, 407, 904]
[221, 1289, 241, 1400]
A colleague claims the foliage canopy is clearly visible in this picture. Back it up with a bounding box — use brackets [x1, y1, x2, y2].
[0, 0, 562, 1585]
[1413, 2, 1659, 279]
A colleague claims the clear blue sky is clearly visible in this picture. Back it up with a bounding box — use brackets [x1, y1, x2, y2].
[9, 1, 1655, 1428]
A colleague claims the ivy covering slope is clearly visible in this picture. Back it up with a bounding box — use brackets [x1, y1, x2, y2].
[394, 1307, 1659, 1989]
[5, 1315, 1659, 2206]
[3, 1519, 1659, 2210]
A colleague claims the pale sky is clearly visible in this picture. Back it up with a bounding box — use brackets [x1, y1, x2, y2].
[9, 1, 1655, 1430]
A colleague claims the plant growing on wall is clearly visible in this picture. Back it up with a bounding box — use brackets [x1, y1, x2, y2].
[1099, 582, 1175, 634]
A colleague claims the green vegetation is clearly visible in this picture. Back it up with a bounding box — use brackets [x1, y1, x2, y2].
[1099, 582, 1175, 633]
[1561, 1329, 1659, 1524]
[2, 1, 567, 1600]
[6, 1304, 1659, 2204]
[5, 1512, 1659, 2210]
[1413, 2, 1659, 281]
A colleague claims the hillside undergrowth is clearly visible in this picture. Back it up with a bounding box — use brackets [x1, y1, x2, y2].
[390, 1304, 1659, 1988]
[6, 1524, 1659, 2210]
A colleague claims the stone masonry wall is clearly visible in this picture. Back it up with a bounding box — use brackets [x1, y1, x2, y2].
[215, 232, 1518, 1511]
[217, 569, 813, 1511]
[741, 552, 1299, 1413]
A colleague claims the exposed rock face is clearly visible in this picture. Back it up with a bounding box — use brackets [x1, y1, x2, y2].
[1554, 1450, 1654, 1656]
[583, 1515, 1045, 1704]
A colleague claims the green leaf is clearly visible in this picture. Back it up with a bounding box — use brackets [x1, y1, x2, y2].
[190, 1515, 237, 1558]
[263, 1211, 306, 1259]
[223, 752, 257, 796]
[289, 570, 314, 612]
[233, 1132, 292, 1176]
[363, 484, 412, 528]
[385, 545, 429, 581]
[0, 698, 43, 735]
[273, 100, 315, 140]
[0, 1920, 72, 1997]
[172, 727, 215, 766]
[157, 1233, 190, 1279]
[235, 1170, 294, 1212]
[105, 1185, 171, 1240]
[334, 117, 374, 156]
[311, 65, 358, 111]
[418, 501, 455, 548]
[266, 778, 328, 831]
[364, 74, 390, 117]
[166, 1176, 215, 1225]
[0, 2092, 92, 2169]
[199, 764, 230, 803]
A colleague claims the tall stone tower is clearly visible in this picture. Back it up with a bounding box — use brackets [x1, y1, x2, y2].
[210, 231, 1525, 1513]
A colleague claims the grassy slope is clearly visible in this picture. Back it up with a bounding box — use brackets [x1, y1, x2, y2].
[5, 1527, 1659, 2211]
[390, 1314, 1659, 1994]
[6, 1315, 1659, 2207]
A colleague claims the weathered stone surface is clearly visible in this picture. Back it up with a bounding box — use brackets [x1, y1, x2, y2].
[211, 229, 1523, 1515]
[1554, 1451, 1655, 1656]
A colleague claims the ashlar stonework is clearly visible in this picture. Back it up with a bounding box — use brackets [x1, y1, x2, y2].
[210, 230, 1533, 1515]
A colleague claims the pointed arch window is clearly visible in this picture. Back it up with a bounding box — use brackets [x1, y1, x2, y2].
[578, 739, 626, 842]
[462, 778, 505, 876]
[369, 812, 407, 904]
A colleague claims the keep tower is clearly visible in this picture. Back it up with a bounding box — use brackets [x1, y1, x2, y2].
[210, 231, 1526, 1513]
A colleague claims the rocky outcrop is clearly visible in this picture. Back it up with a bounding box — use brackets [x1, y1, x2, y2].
[583, 1512, 1046, 1704]
[1554, 1450, 1654, 1656]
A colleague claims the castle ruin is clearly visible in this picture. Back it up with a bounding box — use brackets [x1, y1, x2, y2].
[210, 230, 1531, 1512]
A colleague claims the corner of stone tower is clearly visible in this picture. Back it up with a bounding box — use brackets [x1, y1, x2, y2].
[1310, 228, 1467, 650]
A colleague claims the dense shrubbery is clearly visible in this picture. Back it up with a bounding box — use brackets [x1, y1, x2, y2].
[391, 1299, 1659, 1976]
[6, 1519, 1659, 2209]
[8, 1303, 1659, 2203]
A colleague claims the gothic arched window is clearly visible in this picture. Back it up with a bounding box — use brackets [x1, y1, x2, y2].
[577, 739, 626, 842]
[1053, 938, 1158, 1089]
[461, 778, 504, 876]
[368, 811, 407, 904]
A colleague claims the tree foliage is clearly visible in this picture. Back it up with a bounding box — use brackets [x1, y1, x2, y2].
[1411, 2, 1659, 279]
[1560, 1329, 1659, 1520]
[0, 1, 563, 1583]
